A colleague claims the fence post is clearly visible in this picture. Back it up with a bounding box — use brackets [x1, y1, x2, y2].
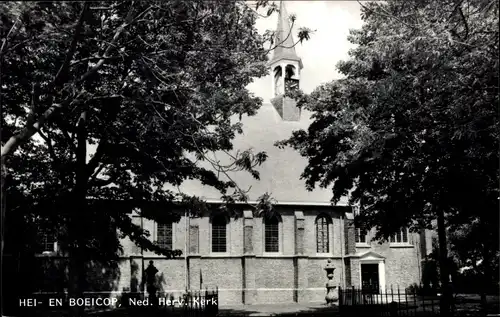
[405, 286, 408, 313]
[385, 287, 389, 310]
[389, 301, 398, 317]
[413, 287, 417, 316]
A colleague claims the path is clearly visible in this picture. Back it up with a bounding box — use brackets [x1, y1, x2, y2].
[218, 303, 339, 316]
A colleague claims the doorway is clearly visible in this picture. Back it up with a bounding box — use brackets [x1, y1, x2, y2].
[361, 263, 379, 294]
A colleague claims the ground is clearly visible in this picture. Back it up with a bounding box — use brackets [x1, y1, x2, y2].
[217, 303, 338, 316]
[15, 294, 499, 316]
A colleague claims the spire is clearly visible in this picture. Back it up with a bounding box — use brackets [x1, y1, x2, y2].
[269, 1, 303, 69]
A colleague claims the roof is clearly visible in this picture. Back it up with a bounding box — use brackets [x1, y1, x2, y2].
[167, 103, 349, 206]
[269, 1, 303, 68]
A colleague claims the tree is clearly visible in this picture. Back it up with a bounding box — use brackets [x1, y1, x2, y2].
[448, 213, 499, 307]
[278, 1, 498, 315]
[1, 1, 311, 315]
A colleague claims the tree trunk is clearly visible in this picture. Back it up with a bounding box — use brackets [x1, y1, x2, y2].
[437, 208, 451, 317]
[1, 157, 7, 315]
[480, 248, 492, 315]
[68, 248, 86, 317]
[67, 111, 88, 317]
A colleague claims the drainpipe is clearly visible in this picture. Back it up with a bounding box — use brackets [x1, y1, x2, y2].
[185, 210, 189, 292]
[340, 213, 346, 289]
[141, 214, 145, 297]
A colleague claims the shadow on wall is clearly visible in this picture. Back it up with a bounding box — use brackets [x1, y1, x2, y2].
[129, 259, 166, 294]
[36, 257, 69, 293]
[131, 260, 140, 292]
[25, 257, 122, 293]
[85, 260, 121, 292]
[156, 272, 166, 293]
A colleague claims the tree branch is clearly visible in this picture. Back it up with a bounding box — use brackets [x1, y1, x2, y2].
[1, 4, 146, 159]
[53, 3, 90, 87]
[0, 17, 20, 57]
[2, 99, 69, 158]
[53, 118, 77, 155]
[86, 139, 108, 178]
[90, 175, 117, 187]
[77, 4, 152, 84]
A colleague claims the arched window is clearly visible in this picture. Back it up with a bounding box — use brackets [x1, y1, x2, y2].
[211, 215, 227, 253]
[274, 65, 282, 79]
[157, 222, 173, 250]
[264, 215, 280, 253]
[316, 214, 331, 253]
[273, 66, 283, 96]
[390, 227, 409, 244]
[355, 228, 368, 244]
[285, 64, 296, 79]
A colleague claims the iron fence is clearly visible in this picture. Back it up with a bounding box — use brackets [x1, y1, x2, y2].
[339, 286, 445, 316]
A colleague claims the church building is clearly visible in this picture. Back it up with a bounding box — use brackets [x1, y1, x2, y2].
[36, 1, 434, 306]
[111, 1, 433, 305]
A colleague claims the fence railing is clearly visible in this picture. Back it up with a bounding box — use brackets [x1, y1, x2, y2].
[339, 286, 445, 316]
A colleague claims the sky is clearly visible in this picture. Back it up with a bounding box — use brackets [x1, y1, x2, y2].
[247, 1, 364, 102]
[31, 1, 365, 159]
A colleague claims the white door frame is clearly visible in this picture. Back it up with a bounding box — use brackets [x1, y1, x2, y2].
[358, 252, 386, 292]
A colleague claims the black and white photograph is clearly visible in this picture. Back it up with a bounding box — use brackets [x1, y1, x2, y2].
[1, 1, 498, 316]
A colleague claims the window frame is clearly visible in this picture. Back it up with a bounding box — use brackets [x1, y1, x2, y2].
[355, 228, 370, 246]
[389, 228, 412, 246]
[40, 233, 56, 253]
[263, 215, 282, 254]
[211, 214, 228, 254]
[315, 214, 332, 254]
[156, 222, 174, 251]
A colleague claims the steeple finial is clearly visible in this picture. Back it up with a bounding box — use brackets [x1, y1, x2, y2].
[269, 1, 303, 69]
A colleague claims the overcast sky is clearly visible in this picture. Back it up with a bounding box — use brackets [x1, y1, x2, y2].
[247, 1, 364, 102]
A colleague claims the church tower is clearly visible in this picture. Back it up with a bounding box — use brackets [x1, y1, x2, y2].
[269, 1, 303, 122]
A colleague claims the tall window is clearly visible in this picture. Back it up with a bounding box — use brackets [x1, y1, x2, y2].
[316, 215, 330, 253]
[41, 233, 55, 252]
[211, 215, 227, 253]
[285, 65, 296, 79]
[356, 228, 368, 243]
[274, 66, 283, 96]
[390, 228, 409, 243]
[157, 223, 173, 250]
[264, 216, 280, 252]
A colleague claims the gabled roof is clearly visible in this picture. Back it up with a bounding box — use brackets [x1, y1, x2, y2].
[167, 103, 349, 206]
[269, 1, 303, 69]
[356, 251, 385, 260]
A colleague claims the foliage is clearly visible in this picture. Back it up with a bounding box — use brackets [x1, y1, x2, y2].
[0, 1, 310, 261]
[448, 215, 500, 293]
[278, 0, 499, 243]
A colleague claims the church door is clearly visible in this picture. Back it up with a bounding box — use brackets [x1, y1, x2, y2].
[361, 263, 379, 294]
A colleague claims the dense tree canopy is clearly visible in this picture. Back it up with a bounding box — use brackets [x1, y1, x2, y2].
[0, 1, 310, 260]
[280, 0, 498, 239]
[280, 2, 498, 311]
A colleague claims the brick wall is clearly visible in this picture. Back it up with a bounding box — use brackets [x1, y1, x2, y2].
[344, 219, 356, 255]
[103, 204, 426, 305]
[354, 229, 424, 289]
[254, 258, 295, 303]
[199, 258, 242, 305]
[306, 258, 342, 302]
